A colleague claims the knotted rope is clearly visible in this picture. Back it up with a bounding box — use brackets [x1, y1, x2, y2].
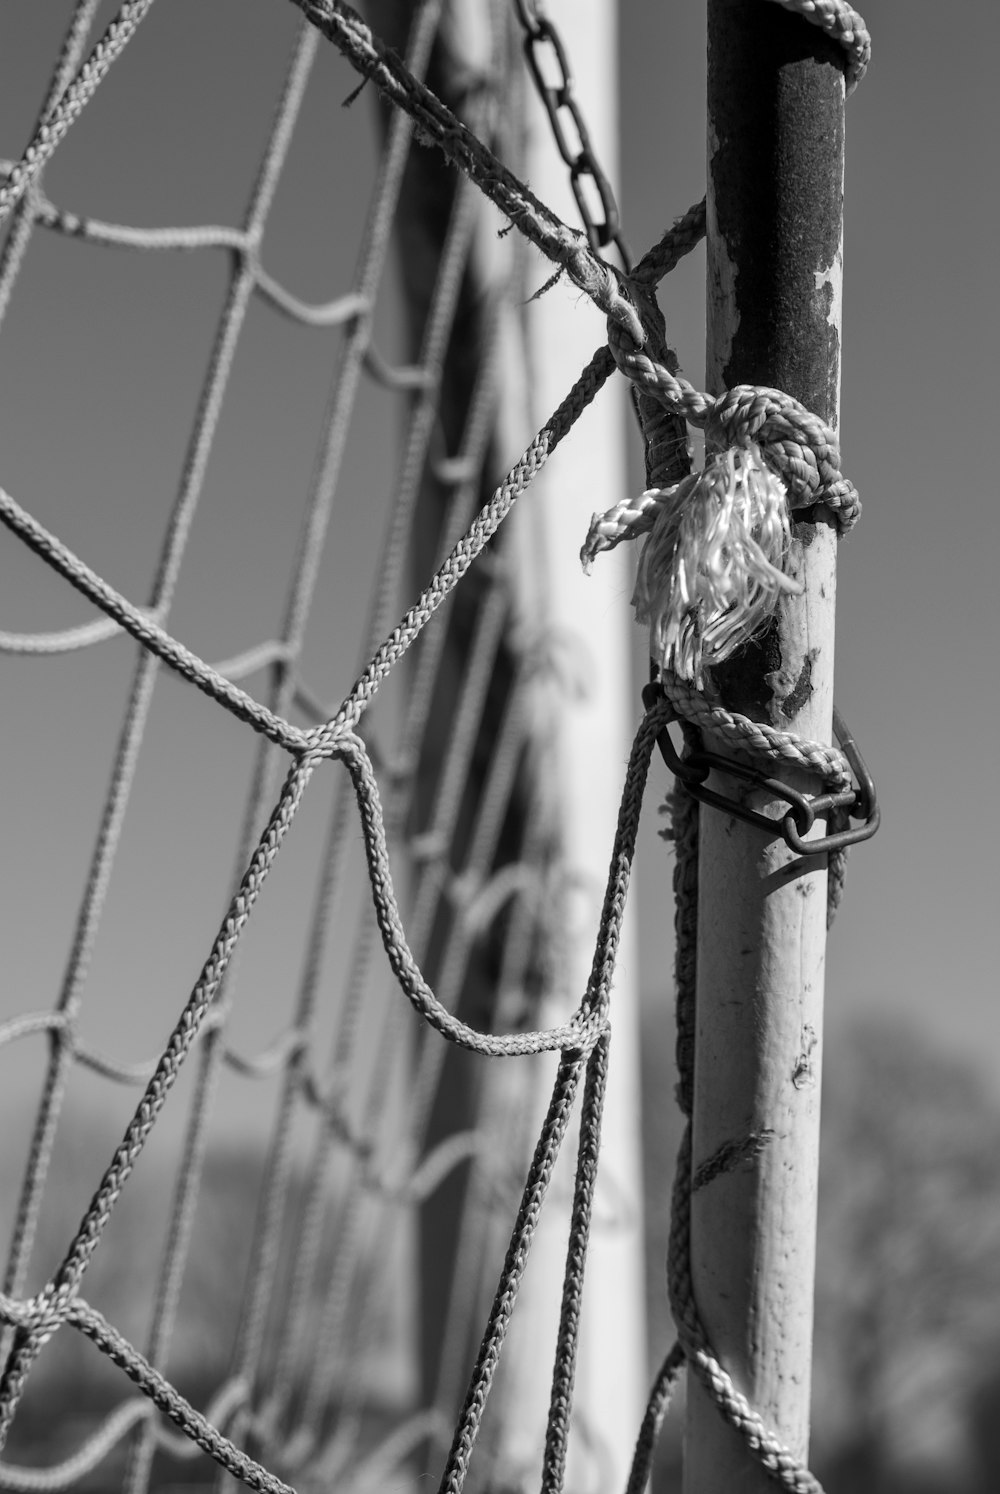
[584, 316, 860, 687]
[587, 256, 859, 921]
[605, 324, 855, 1482]
[600, 13, 869, 1489]
[603, 326, 861, 523]
[0, 0, 870, 1488]
[595, 337, 854, 1485]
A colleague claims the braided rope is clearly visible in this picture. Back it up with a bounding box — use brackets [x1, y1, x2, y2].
[66, 1300, 289, 1494]
[603, 320, 860, 531]
[663, 678, 851, 788]
[622, 780, 834, 1494]
[0, 196, 706, 1484]
[597, 9, 870, 1482]
[0, 0, 870, 1487]
[289, 0, 643, 342]
[437, 1055, 583, 1494]
[587, 317, 862, 691]
[0, 344, 609, 760]
[0, 343, 666, 1480]
[0, 2, 158, 229]
[264, 294, 511, 1437]
[542, 1035, 611, 1494]
[666, 1125, 824, 1493]
[582, 330, 861, 698]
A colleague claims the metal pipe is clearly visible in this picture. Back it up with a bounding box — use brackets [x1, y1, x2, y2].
[685, 3, 848, 1487]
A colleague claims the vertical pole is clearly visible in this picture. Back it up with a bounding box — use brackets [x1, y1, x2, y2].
[371, 5, 644, 1483]
[496, 2, 646, 1488]
[685, 3, 846, 1489]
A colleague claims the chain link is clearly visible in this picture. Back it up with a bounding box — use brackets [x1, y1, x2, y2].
[513, 0, 632, 271]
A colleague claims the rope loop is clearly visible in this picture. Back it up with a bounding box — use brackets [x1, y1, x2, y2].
[604, 319, 860, 533]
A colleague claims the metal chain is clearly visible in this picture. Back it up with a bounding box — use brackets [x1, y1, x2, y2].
[513, 0, 632, 270]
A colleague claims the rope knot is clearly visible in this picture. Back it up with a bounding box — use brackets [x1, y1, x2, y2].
[0, 1286, 72, 1347]
[633, 442, 802, 682]
[706, 385, 860, 528]
[604, 308, 642, 372]
[588, 332, 861, 683]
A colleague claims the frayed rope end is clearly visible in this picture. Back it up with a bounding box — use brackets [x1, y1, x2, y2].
[630, 444, 803, 683]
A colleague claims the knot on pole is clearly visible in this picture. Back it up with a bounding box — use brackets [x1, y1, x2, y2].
[706, 385, 859, 529]
[630, 445, 802, 685]
[585, 319, 860, 683]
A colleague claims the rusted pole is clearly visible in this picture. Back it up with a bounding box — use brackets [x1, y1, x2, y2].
[685, 3, 848, 1488]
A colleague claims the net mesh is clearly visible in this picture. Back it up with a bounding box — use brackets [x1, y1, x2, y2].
[0, 1, 867, 1491]
[0, 4, 664, 1490]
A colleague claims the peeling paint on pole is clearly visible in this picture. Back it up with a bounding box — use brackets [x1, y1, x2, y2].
[685, 3, 849, 1489]
[706, 1, 845, 426]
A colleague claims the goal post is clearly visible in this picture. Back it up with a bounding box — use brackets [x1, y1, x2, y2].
[368, 1, 648, 1483]
[684, 4, 848, 1487]
[488, 3, 648, 1489]
[0, 4, 874, 1490]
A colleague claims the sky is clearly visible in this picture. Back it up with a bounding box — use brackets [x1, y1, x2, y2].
[0, 4, 997, 1487]
[0, 0, 997, 1174]
[0, 3, 407, 1170]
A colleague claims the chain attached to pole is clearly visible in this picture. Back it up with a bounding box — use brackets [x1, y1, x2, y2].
[512, 0, 632, 270]
[641, 685, 880, 858]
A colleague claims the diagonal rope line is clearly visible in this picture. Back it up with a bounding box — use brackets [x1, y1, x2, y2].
[0, 28, 324, 1422]
[0, 177, 674, 1494]
[2, 0, 320, 1228]
[288, 0, 644, 341]
[258, 295, 510, 1446]
[0, 53, 629, 1480]
[0, 340, 611, 758]
[0, 1, 103, 333]
[0, 751, 319, 1437]
[541, 1033, 611, 1494]
[0, 1, 159, 228]
[0, 0, 869, 1486]
[129, 11, 449, 1477]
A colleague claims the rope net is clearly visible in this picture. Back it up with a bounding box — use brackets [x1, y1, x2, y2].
[0, 2, 868, 1491]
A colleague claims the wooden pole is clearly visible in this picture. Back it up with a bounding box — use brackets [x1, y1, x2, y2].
[685, 3, 847, 1488]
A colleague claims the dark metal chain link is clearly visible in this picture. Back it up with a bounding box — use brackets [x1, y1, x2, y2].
[512, 0, 632, 271]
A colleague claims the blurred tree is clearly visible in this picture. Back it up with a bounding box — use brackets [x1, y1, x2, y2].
[639, 1008, 1000, 1494]
[812, 1019, 1000, 1492]
[10, 1013, 1000, 1492]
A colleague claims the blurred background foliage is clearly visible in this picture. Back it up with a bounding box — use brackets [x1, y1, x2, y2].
[641, 1014, 1000, 1494]
[5, 1013, 1000, 1491]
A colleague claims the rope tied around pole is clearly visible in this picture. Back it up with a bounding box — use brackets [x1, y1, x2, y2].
[0, 0, 873, 1487]
[600, 6, 873, 1473]
[584, 295, 859, 921]
[584, 314, 860, 686]
[654, 763, 830, 1494]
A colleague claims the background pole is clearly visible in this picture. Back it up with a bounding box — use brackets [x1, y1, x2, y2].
[369, 2, 645, 1482]
[685, 3, 847, 1487]
[495, 1, 647, 1487]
